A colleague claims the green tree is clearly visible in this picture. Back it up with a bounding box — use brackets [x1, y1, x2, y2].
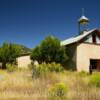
[30, 46, 42, 63]
[31, 36, 68, 64]
[0, 43, 21, 69]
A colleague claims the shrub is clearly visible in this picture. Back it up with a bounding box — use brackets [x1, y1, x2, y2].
[32, 62, 64, 79]
[78, 71, 89, 77]
[89, 74, 100, 87]
[28, 61, 39, 70]
[32, 63, 49, 79]
[28, 64, 34, 70]
[65, 60, 76, 70]
[48, 62, 64, 72]
[6, 64, 17, 72]
[28, 62, 35, 70]
[32, 65, 40, 79]
[48, 83, 68, 99]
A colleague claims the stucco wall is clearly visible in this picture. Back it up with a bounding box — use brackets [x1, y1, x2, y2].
[76, 43, 100, 72]
[17, 55, 31, 68]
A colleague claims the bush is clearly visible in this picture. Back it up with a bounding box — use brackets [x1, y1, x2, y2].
[89, 74, 100, 87]
[32, 62, 64, 79]
[48, 62, 64, 72]
[78, 71, 89, 77]
[28, 61, 39, 70]
[48, 83, 68, 98]
[65, 60, 76, 70]
[28, 64, 34, 70]
[32, 63, 49, 79]
[7, 64, 17, 72]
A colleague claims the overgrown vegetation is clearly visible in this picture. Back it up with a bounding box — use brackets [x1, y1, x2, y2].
[89, 73, 100, 87]
[48, 82, 68, 99]
[32, 62, 64, 79]
[6, 64, 17, 72]
[0, 69, 100, 99]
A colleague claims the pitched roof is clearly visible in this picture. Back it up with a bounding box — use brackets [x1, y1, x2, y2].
[61, 28, 99, 46]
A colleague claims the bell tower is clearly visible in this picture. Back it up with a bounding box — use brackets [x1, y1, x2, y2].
[78, 8, 89, 34]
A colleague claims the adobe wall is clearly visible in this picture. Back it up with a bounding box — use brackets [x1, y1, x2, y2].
[17, 55, 31, 68]
[76, 43, 100, 72]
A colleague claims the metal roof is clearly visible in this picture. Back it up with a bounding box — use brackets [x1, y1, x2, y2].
[61, 28, 97, 46]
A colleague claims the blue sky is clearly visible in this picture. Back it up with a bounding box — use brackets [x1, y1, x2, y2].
[0, 0, 100, 48]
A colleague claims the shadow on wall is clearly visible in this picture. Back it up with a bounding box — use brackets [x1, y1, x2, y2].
[63, 60, 76, 71]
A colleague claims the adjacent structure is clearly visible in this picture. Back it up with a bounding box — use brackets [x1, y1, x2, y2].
[61, 11, 100, 72]
[16, 54, 31, 68]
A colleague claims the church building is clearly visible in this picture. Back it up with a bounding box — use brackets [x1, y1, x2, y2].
[61, 11, 100, 72]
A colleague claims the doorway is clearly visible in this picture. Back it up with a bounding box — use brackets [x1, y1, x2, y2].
[90, 59, 100, 71]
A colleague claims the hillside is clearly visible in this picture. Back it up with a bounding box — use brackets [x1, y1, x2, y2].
[13, 44, 32, 55]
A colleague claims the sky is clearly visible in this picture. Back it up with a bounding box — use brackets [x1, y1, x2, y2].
[0, 0, 100, 48]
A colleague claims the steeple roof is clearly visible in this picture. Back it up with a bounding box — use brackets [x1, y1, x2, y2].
[78, 15, 89, 23]
[78, 8, 89, 24]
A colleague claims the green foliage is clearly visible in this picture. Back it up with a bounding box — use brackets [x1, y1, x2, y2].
[32, 63, 49, 79]
[78, 71, 89, 77]
[48, 62, 64, 72]
[89, 74, 100, 87]
[48, 83, 68, 98]
[65, 60, 76, 70]
[30, 46, 41, 63]
[31, 36, 68, 64]
[13, 44, 31, 54]
[0, 43, 21, 69]
[32, 62, 64, 79]
[6, 64, 17, 72]
[63, 44, 77, 70]
[28, 63, 34, 70]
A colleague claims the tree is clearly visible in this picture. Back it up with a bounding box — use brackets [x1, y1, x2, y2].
[0, 43, 21, 69]
[30, 46, 42, 63]
[31, 36, 68, 64]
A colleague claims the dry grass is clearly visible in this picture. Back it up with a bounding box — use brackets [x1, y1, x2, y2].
[0, 69, 100, 100]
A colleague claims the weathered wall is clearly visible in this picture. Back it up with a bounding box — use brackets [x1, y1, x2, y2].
[17, 55, 31, 68]
[76, 43, 100, 72]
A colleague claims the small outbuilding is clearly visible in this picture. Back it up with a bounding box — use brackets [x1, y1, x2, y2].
[16, 54, 31, 68]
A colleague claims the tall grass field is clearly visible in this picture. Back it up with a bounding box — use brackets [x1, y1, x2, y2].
[0, 68, 100, 100]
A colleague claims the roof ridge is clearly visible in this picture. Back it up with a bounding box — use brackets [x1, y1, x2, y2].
[61, 28, 98, 46]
